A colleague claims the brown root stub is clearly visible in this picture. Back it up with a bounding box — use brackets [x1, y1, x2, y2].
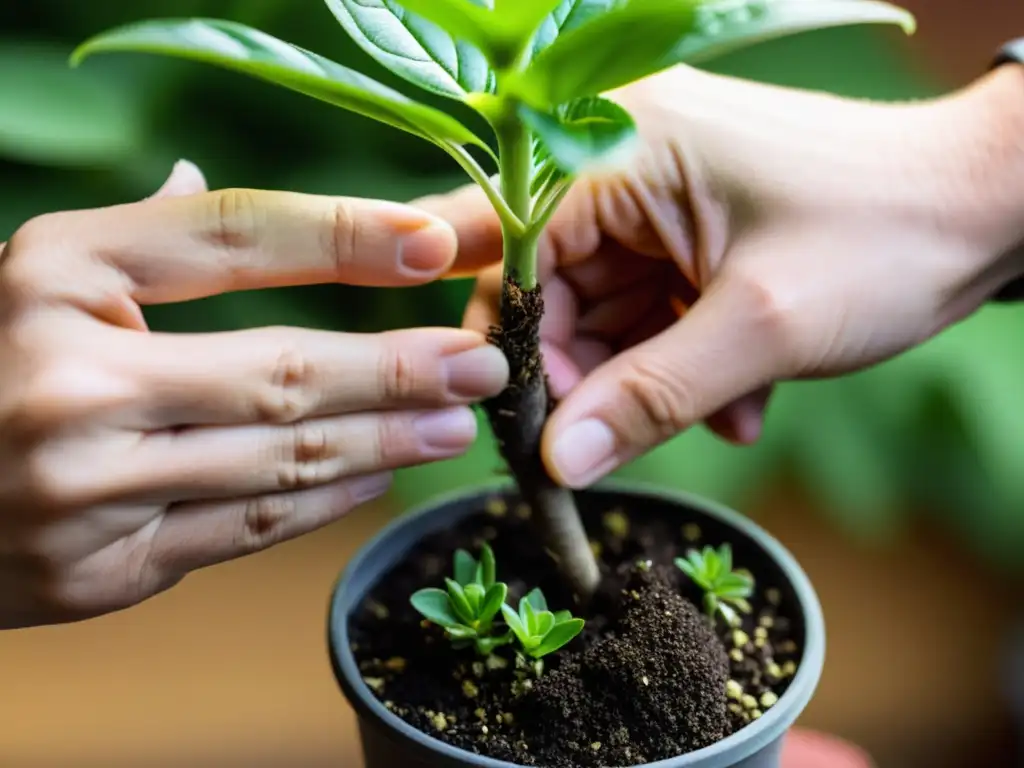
[482, 275, 600, 600]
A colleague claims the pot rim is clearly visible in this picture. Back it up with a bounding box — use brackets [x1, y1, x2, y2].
[328, 479, 826, 768]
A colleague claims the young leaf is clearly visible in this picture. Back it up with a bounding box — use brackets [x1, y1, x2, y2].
[501, 603, 528, 641]
[718, 543, 733, 575]
[410, 588, 460, 627]
[479, 543, 497, 589]
[522, 587, 548, 613]
[530, 618, 585, 657]
[479, 582, 508, 624]
[446, 625, 479, 639]
[553, 610, 573, 623]
[324, 0, 496, 100]
[70, 18, 487, 148]
[674, 557, 698, 580]
[494, 0, 564, 43]
[534, 611, 556, 638]
[454, 549, 478, 586]
[665, 0, 916, 66]
[521, 96, 637, 176]
[445, 579, 475, 624]
[521, 598, 539, 636]
[511, 0, 700, 108]
[464, 582, 486, 615]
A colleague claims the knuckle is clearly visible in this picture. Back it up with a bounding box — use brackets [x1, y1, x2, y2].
[257, 341, 318, 423]
[618, 356, 697, 439]
[22, 449, 83, 511]
[373, 414, 414, 467]
[207, 188, 260, 250]
[330, 201, 359, 272]
[728, 270, 803, 361]
[276, 420, 333, 490]
[376, 341, 428, 403]
[239, 494, 296, 553]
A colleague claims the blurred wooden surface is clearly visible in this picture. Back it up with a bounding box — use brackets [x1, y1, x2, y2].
[0, 487, 1018, 767]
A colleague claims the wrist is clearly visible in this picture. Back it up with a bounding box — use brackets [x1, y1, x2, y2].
[926, 62, 1024, 285]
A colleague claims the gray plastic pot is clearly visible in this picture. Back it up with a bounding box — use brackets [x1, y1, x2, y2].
[328, 481, 825, 768]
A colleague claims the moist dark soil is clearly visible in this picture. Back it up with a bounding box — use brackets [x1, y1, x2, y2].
[350, 493, 804, 767]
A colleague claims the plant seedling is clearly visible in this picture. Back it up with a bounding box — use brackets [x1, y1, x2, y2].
[71, 0, 915, 601]
[674, 544, 754, 626]
[410, 543, 514, 655]
[500, 587, 585, 660]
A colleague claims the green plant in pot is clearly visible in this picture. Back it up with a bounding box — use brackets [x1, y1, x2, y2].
[72, 0, 913, 765]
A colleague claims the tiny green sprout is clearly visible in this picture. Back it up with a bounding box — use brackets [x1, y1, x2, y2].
[500, 587, 585, 660]
[675, 544, 754, 626]
[410, 543, 513, 656]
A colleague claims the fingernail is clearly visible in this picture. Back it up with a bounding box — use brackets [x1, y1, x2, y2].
[348, 472, 393, 504]
[444, 346, 509, 399]
[550, 419, 618, 487]
[398, 222, 455, 277]
[414, 407, 478, 452]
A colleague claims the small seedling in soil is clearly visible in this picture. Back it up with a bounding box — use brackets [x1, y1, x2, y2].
[71, 0, 916, 605]
[675, 544, 754, 627]
[501, 587, 585, 661]
[411, 544, 513, 655]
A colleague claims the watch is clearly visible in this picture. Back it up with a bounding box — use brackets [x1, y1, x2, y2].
[990, 40, 1024, 302]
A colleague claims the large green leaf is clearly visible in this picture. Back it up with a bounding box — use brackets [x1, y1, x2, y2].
[374, 0, 500, 60]
[70, 18, 486, 148]
[494, 0, 564, 44]
[523, 96, 637, 176]
[324, 0, 496, 100]
[512, 0, 700, 108]
[0, 39, 144, 166]
[666, 0, 915, 66]
[530, 0, 622, 57]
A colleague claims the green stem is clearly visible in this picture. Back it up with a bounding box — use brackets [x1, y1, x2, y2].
[527, 179, 571, 240]
[441, 141, 525, 236]
[495, 116, 539, 287]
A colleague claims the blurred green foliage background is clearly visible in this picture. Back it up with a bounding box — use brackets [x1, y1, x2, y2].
[3, 0, 1023, 569]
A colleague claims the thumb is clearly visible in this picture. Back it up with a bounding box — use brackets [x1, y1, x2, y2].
[541, 275, 786, 488]
[148, 159, 208, 199]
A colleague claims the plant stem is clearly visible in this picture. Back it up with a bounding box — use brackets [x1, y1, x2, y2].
[483, 112, 601, 602]
[441, 141, 525, 236]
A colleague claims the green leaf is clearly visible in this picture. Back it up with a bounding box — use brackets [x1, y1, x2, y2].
[0, 39, 144, 167]
[522, 587, 548, 613]
[500, 603, 528, 642]
[479, 583, 508, 624]
[464, 582, 486, 615]
[529, 618, 585, 658]
[378, 0, 500, 58]
[664, 0, 915, 66]
[717, 600, 739, 626]
[446, 579, 476, 624]
[530, 0, 622, 58]
[495, 0, 564, 42]
[324, 0, 496, 100]
[512, 0, 700, 108]
[522, 96, 637, 176]
[535, 611, 556, 638]
[447, 624, 479, 639]
[553, 610, 573, 623]
[410, 588, 460, 627]
[454, 549, 478, 586]
[522, 598, 539, 636]
[718, 543, 733, 575]
[479, 543, 497, 588]
[70, 18, 486, 148]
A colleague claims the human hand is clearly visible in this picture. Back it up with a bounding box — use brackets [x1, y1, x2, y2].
[420, 62, 1024, 488]
[0, 162, 508, 629]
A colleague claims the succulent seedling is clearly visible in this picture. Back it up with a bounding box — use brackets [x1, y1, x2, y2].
[71, 0, 915, 601]
[675, 544, 754, 626]
[500, 587, 584, 660]
[410, 543, 513, 655]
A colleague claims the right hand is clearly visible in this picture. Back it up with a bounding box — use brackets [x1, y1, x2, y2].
[0, 161, 508, 629]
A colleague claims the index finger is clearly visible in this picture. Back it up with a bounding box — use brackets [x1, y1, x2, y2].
[8, 189, 458, 305]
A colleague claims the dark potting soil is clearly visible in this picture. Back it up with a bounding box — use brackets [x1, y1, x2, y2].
[350, 495, 803, 767]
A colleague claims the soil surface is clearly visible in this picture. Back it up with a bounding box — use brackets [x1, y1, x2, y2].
[350, 494, 803, 767]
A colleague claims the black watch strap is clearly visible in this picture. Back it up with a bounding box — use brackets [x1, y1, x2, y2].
[990, 40, 1024, 302]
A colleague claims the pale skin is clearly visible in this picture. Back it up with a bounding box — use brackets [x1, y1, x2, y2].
[0, 163, 509, 629]
[421, 61, 1024, 489]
